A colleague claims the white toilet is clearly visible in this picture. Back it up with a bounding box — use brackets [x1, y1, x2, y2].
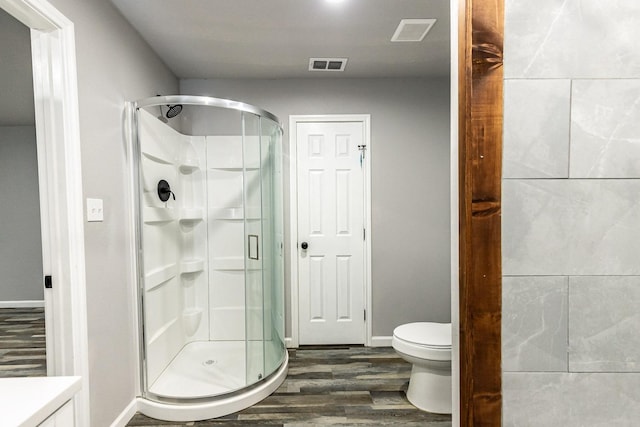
[392, 322, 452, 414]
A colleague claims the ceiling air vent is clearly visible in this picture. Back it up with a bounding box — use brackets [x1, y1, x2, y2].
[309, 58, 348, 72]
[391, 19, 437, 42]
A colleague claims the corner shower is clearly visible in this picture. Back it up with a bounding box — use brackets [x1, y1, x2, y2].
[129, 95, 287, 421]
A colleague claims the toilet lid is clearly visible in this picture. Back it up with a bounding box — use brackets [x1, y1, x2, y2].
[394, 322, 451, 348]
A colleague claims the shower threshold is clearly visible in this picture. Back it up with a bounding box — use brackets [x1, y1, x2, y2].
[149, 341, 247, 399]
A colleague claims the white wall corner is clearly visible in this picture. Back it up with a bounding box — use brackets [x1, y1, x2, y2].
[109, 398, 138, 427]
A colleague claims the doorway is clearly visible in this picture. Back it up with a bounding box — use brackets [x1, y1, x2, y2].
[0, 0, 89, 424]
[0, 7, 46, 377]
[289, 115, 372, 346]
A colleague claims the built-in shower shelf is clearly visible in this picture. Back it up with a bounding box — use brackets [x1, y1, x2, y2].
[212, 257, 245, 271]
[209, 166, 259, 171]
[145, 263, 178, 291]
[179, 208, 204, 223]
[179, 160, 200, 174]
[144, 207, 176, 224]
[142, 150, 173, 165]
[181, 259, 205, 274]
[210, 207, 243, 220]
[210, 207, 261, 220]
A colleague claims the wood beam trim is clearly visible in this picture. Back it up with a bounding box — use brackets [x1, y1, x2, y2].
[458, 0, 504, 425]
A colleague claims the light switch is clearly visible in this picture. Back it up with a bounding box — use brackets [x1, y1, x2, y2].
[87, 198, 104, 222]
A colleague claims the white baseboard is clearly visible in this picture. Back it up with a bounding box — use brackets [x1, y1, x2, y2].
[0, 300, 45, 308]
[286, 336, 391, 347]
[371, 336, 392, 347]
[110, 398, 138, 427]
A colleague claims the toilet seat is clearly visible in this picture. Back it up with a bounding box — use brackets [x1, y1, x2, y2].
[392, 322, 451, 361]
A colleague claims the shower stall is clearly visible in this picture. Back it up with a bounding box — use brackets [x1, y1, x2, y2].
[129, 95, 287, 421]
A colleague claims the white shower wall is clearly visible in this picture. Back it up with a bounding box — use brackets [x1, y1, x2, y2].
[139, 109, 209, 385]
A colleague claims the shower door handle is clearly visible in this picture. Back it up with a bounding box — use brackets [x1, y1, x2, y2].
[248, 235, 259, 260]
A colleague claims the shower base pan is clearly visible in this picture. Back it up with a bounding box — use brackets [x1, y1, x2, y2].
[149, 341, 247, 398]
[139, 341, 288, 422]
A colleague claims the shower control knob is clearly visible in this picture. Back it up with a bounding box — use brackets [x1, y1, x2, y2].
[300, 242, 308, 250]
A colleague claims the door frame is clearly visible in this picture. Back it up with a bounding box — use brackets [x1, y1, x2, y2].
[288, 114, 372, 348]
[0, 0, 90, 425]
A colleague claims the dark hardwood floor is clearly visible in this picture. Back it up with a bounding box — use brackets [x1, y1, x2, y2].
[128, 346, 452, 426]
[0, 307, 47, 377]
[0, 309, 452, 425]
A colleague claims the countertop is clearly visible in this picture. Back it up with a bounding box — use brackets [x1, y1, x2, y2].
[0, 376, 81, 426]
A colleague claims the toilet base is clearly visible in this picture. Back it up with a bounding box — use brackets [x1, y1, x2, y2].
[406, 362, 452, 414]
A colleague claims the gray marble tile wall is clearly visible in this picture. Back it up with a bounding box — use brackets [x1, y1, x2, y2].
[502, 277, 568, 372]
[503, 373, 640, 426]
[503, 0, 640, 424]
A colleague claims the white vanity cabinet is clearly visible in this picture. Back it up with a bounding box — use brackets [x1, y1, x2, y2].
[0, 376, 81, 426]
[37, 400, 74, 427]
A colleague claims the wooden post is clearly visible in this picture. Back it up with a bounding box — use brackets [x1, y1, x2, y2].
[458, 0, 503, 425]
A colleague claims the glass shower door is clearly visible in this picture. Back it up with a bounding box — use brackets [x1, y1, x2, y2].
[261, 119, 285, 376]
[242, 112, 265, 385]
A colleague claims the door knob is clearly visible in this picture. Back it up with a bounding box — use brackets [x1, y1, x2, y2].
[300, 242, 308, 250]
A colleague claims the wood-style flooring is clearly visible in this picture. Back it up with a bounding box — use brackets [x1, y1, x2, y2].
[127, 346, 452, 426]
[0, 307, 47, 377]
[0, 310, 452, 425]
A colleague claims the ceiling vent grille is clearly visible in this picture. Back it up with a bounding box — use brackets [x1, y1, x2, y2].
[391, 19, 437, 42]
[309, 58, 348, 72]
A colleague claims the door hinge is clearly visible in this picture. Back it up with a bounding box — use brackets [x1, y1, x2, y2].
[358, 145, 367, 168]
[364, 309, 366, 321]
[363, 228, 366, 241]
[44, 275, 52, 289]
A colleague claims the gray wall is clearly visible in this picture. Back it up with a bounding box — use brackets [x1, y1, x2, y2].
[0, 9, 34, 126]
[503, 0, 640, 424]
[0, 10, 41, 304]
[0, 126, 43, 302]
[181, 78, 451, 337]
[43, 0, 178, 425]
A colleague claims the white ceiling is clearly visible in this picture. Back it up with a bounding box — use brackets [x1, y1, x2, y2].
[110, 0, 450, 79]
[0, 8, 34, 126]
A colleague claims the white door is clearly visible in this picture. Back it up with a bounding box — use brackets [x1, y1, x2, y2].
[296, 121, 366, 345]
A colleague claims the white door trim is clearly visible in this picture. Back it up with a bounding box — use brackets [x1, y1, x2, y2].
[449, 1, 460, 424]
[288, 114, 372, 348]
[1, 1, 90, 425]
